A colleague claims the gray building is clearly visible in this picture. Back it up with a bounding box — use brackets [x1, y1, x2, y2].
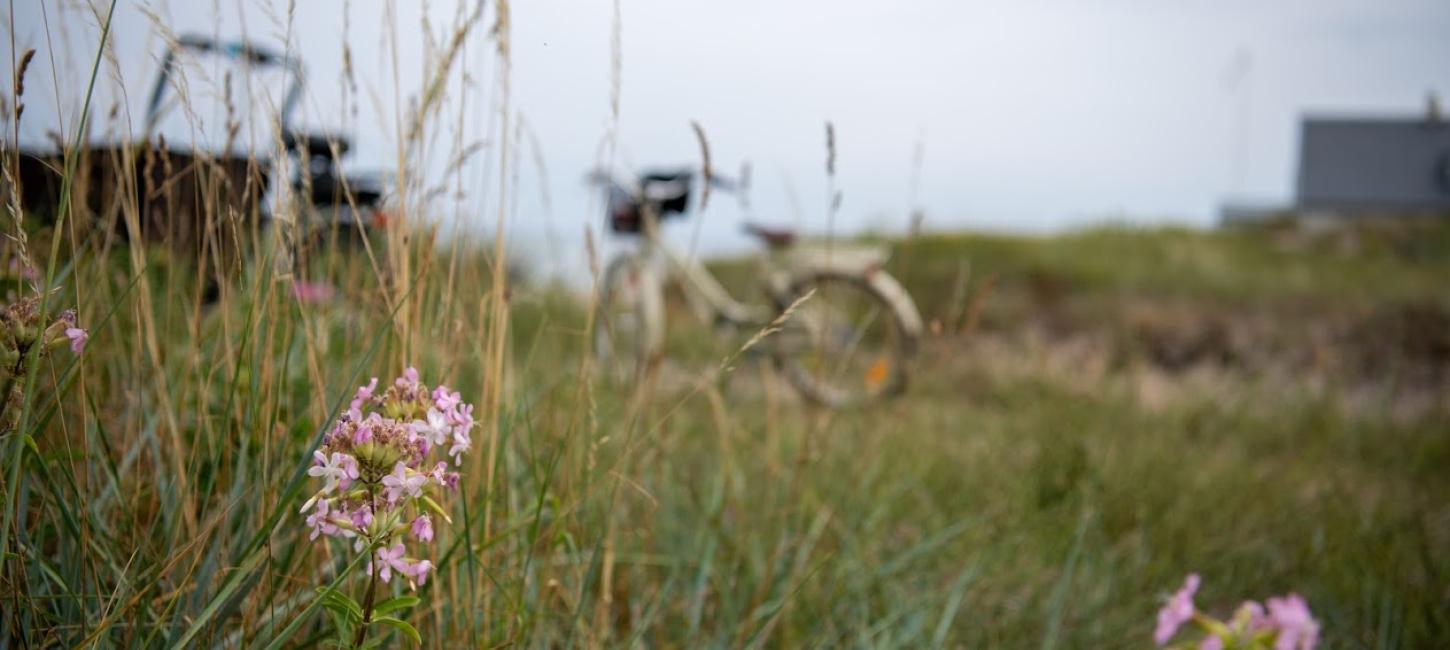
[1296, 103, 1450, 216]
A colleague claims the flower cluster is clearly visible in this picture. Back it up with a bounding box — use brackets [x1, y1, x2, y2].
[300, 368, 475, 589]
[2, 297, 87, 361]
[1155, 574, 1319, 650]
[1, 297, 86, 437]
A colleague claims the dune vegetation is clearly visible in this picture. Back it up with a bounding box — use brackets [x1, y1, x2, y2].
[2, 1, 1447, 647]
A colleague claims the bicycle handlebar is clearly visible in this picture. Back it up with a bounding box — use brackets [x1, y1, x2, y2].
[587, 169, 746, 196]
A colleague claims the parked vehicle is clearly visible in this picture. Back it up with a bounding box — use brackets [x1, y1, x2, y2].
[589, 168, 922, 407]
[143, 35, 391, 277]
[14, 35, 389, 285]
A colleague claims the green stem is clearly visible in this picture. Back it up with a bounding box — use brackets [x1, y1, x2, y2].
[352, 488, 380, 649]
[352, 558, 380, 648]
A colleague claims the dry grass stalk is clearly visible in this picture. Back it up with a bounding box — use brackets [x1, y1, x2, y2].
[959, 271, 997, 338]
[521, 120, 551, 214]
[222, 71, 239, 153]
[610, 0, 622, 125]
[480, 0, 514, 633]
[942, 258, 971, 333]
[5, 48, 36, 275]
[824, 121, 836, 177]
[907, 128, 924, 214]
[724, 288, 816, 373]
[493, 0, 511, 59]
[691, 120, 712, 211]
[341, 0, 358, 116]
[404, 0, 485, 147]
[823, 122, 840, 264]
[12, 48, 34, 122]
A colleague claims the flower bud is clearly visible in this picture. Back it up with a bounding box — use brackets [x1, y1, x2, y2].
[41, 311, 73, 348]
[11, 323, 36, 346]
[42, 320, 87, 354]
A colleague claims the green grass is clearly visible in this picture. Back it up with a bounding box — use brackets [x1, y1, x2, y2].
[8, 4, 1447, 644]
[890, 220, 1450, 306]
[4, 213, 1446, 647]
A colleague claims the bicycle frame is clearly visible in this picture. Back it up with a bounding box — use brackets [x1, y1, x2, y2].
[625, 214, 896, 324]
[627, 214, 776, 328]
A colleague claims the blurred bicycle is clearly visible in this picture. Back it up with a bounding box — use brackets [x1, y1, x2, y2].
[589, 167, 922, 407]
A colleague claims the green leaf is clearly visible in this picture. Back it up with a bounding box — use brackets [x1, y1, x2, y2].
[317, 587, 363, 622]
[419, 495, 453, 524]
[258, 548, 372, 650]
[371, 595, 421, 616]
[326, 608, 352, 645]
[371, 616, 422, 645]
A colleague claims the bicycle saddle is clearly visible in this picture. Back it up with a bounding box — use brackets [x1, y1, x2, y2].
[743, 222, 797, 248]
[638, 170, 693, 216]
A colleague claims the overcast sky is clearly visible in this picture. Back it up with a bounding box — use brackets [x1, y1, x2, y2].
[10, 0, 1450, 277]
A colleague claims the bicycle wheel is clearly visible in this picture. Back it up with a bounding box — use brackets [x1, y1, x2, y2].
[594, 253, 664, 383]
[774, 270, 921, 407]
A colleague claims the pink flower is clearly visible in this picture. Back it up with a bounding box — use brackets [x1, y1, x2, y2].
[305, 499, 339, 540]
[300, 367, 478, 598]
[307, 451, 360, 493]
[448, 402, 475, 434]
[411, 514, 434, 542]
[409, 559, 433, 587]
[448, 429, 471, 465]
[447, 403, 475, 464]
[350, 505, 373, 530]
[371, 543, 410, 583]
[427, 462, 461, 490]
[350, 377, 378, 412]
[327, 505, 358, 539]
[1155, 574, 1200, 645]
[339, 455, 359, 487]
[396, 367, 420, 390]
[411, 408, 452, 447]
[1265, 594, 1318, 650]
[433, 386, 461, 411]
[1200, 637, 1223, 650]
[352, 423, 373, 446]
[64, 327, 88, 353]
[291, 280, 335, 303]
[381, 462, 427, 504]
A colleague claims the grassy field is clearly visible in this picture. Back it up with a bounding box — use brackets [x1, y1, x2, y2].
[3, 206, 1448, 647]
[2, 5, 1447, 646]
